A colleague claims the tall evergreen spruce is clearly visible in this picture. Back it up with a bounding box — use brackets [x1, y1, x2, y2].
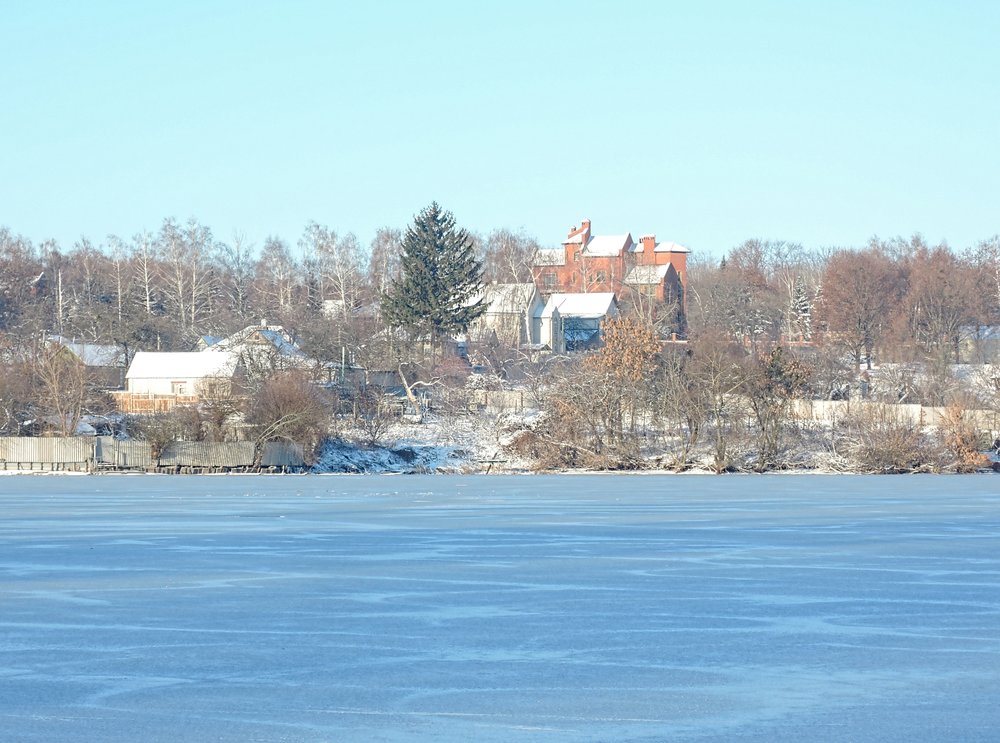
[381, 203, 486, 356]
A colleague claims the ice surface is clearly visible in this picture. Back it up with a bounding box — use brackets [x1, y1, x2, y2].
[1, 475, 999, 741]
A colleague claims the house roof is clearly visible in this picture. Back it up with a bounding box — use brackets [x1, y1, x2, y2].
[126, 351, 239, 379]
[475, 283, 539, 314]
[655, 241, 689, 254]
[208, 324, 307, 361]
[628, 240, 691, 254]
[48, 336, 124, 367]
[539, 292, 617, 319]
[625, 265, 671, 285]
[582, 234, 632, 256]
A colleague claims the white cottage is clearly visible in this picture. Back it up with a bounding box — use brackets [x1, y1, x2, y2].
[117, 351, 242, 413]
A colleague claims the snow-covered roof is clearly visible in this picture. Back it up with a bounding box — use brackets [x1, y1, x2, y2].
[583, 234, 632, 256]
[208, 324, 307, 361]
[539, 292, 617, 320]
[48, 336, 124, 367]
[628, 240, 690, 254]
[534, 248, 565, 266]
[126, 351, 240, 380]
[475, 283, 539, 314]
[655, 241, 689, 253]
[624, 265, 671, 285]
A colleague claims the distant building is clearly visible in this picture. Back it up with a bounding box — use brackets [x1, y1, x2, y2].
[533, 292, 619, 353]
[468, 283, 546, 347]
[204, 320, 316, 382]
[959, 325, 1000, 363]
[531, 219, 689, 315]
[46, 335, 127, 389]
[114, 351, 244, 413]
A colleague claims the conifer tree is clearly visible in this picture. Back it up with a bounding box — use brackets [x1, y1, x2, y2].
[381, 203, 486, 354]
[792, 276, 812, 340]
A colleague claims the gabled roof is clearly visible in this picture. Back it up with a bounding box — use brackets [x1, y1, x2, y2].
[126, 351, 240, 380]
[207, 324, 307, 361]
[475, 283, 539, 314]
[539, 292, 617, 319]
[582, 233, 632, 256]
[48, 336, 125, 367]
[625, 265, 671, 285]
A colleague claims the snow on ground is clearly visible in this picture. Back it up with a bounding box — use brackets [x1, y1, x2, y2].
[314, 411, 537, 474]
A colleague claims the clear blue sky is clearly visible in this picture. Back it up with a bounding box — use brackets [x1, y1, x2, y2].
[2, 1, 998, 257]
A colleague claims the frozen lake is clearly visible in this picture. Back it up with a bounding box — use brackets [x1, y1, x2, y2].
[1, 474, 999, 742]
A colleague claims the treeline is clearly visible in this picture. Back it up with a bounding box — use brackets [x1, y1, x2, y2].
[0, 218, 539, 357]
[512, 317, 995, 473]
[3, 222, 997, 369]
[2, 218, 999, 473]
[511, 234, 1000, 473]
[687, 235, 1000, 369]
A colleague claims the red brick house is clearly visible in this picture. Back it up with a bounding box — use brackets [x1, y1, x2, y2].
[532, 219, 689, 313]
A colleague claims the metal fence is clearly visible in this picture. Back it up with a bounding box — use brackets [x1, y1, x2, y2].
[1, 437, 306, 472]
[260, 441, 306, 468]
[0, 437, 92, 470]
[94, 437, 154, 469]
[158, 442, 256, 469]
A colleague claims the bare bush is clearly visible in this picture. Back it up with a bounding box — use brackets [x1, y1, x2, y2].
[244, 371, 333, 463]
[842, 403, 944, 473]
[353, 385, 395, 446]
[937, 404, 990, 472]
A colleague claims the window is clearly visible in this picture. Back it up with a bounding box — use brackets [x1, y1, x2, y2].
[596, 270, 607, 283]
[171, 381, 188, 395]
[543, 272, 556, 289]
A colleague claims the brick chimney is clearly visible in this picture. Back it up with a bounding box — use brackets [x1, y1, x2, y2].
[641, 234, 656, 261]
[566, 218, 592, 244]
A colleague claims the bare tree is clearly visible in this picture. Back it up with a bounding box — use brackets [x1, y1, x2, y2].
[244, 371, 333, 464]
[482, 228, 539, 283]
[741, 346, 809, 471]
[158, 218, 217, 336]
[130, 230, 159, 319]
[353, 384, 394, 446]
[33, 345, 90, 436]
[256, 235, 298, 317]
[368, 227, 402, 297]
[816, 246, 902, 368]
[895, 244, 975, 363]
[217, 232, 256, 325]
[685, 331, 749, 472]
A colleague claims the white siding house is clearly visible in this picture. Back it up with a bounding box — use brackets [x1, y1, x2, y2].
[125, 351, 241, 398]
